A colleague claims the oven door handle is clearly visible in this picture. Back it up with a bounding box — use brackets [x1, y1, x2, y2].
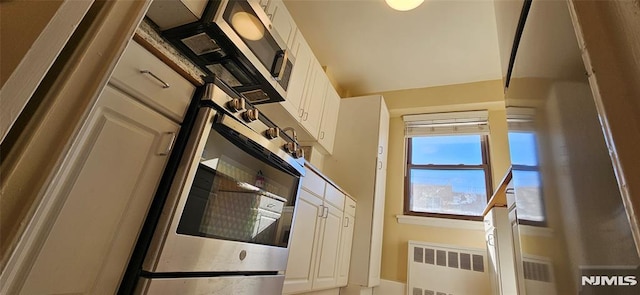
[270, 49, 288, 81]
[214, 113, 304, 176]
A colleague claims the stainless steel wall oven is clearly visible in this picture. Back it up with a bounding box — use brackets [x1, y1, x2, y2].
[129, 80, 304, 294]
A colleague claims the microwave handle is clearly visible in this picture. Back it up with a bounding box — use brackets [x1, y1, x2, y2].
[270, 49, 288, 81]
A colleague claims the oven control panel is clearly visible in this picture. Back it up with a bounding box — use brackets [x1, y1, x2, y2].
[203, 80, 304, 160]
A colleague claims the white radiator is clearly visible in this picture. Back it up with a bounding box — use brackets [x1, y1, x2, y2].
[522, 255, 556, 295]
[407, 241, 491, 295]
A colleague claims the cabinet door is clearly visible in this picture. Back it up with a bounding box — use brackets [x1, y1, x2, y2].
[318, 84, 340, 154]
[312, 203, 342, 290]
[265, 0, 296, 50]
[300, 60, 328, 138]
[283, 189, 324, 294]
[284, 31, 313, 118]
[337, 211, 355, 286]
[367, 98, 389, 286]
[20, 86, 179, 295]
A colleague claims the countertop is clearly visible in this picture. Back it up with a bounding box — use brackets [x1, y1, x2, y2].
[133, 19, 206, 86]
[303, 160, 355, 201]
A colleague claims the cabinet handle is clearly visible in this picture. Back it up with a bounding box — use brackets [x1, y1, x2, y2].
[298, 108, 304, 117]
[344, 216, 350, 227]
[140, 70, 170, 88]
[158, 132, 176, 156]
[319, 131, 325, 139]
[377, 160, 382, 170]
[318, 205, 325, 218]
[303, 112, 309, 121]
[378, 146, 383, 155]
[349, 204, 356, 209]
[487, 233, 495, 247]
[323, 206, 329, 218]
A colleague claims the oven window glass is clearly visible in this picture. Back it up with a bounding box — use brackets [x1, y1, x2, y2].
[224, 1, 282, 72]
[177, 128, 298, 247]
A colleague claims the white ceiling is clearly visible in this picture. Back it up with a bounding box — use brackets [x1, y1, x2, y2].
[283, 0, 503, 96]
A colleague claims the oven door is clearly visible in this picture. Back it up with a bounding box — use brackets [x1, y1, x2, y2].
[143, 107, 302, 274]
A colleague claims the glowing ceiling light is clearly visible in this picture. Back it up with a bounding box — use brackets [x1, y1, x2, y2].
[385, 0, 424, 11]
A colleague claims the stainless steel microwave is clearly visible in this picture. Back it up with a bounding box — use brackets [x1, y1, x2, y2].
[147, 0, 293, 104]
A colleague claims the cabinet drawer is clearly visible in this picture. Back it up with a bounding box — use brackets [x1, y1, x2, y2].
[301, 167, 325, 197]
[324, 184, 344, 211]
[344, 197, 356, 217]
[111, 40, 195, 122]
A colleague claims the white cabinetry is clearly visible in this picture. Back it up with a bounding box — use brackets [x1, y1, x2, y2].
[317, 84, 340, 154]
[300, 59, 328, 137]
[338, 198, 356, 286]
[324, 95, 390, 289]
[17, 40, 194, 294]
[284, 189, 325, 293]
[284, 166, 355, 294]
[265, 0, 296, 51]
[256, 13, 339, 156]
[282, 29, 313, 118]
[485, 203, 525, 295]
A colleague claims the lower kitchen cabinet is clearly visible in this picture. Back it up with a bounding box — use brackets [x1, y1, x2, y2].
[337, 198, 356, 286]
[313, 200, 343, 290]
[283, 166, 356, 294]
[13, 39, 195, 294]
[283, 189, 324, 293]
[19, 85, 180, 294]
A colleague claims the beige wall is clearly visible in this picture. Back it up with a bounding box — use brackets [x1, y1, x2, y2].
[378, 80, 510, 283]
[570, 0, 640, 250]
[0, 0, 63, 87]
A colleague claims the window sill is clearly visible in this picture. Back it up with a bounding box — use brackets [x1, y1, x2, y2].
[519, 224, 554, 237]
[396, 215, 484, 231]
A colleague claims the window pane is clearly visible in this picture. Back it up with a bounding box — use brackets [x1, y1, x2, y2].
[410, 169, 487, 216]
[513, 169, 544, 222]
[508, 132, 538, 166]
[411, 135, 483, 165]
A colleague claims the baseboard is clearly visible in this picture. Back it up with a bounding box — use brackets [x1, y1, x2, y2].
[373, 279, 406, 295]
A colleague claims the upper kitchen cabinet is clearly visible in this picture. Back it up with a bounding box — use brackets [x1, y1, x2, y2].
[265, 0, 297, 52]
[282, 29, 313, 117]
[317, 83, 340, 154]
[299, 59, 329, 138]
[324, 95, 389, 290]
[258, 33, 338, 155]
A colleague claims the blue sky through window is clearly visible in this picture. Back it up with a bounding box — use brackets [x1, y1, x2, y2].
[411, 135, 482, 165]
[508, 132, 538, 166]
[411, 135, 486, 195]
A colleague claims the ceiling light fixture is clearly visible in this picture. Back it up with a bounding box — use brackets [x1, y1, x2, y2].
[385, 0, 424, 11]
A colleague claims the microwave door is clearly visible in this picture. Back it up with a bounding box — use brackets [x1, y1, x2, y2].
[212, 1, 288, 91]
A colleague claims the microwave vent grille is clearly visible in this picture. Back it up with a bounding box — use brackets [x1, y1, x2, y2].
[242, 89, 269, 103]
